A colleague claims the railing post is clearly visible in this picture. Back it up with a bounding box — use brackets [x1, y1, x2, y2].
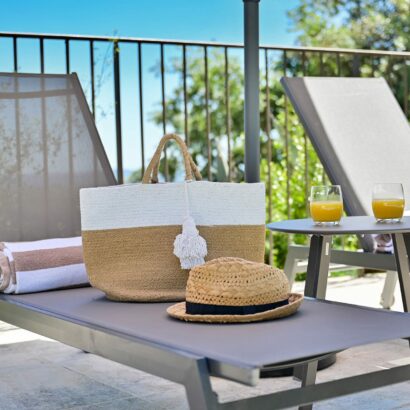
[89, 40, 96, 117]
[113, 40, 123, 184]
[182, 45, 189, 145]
[138, 43, 145, 175]
[243, 0, 260, 183]
[225, 47, 232, 182]
[265, 49, 273, 264]
[204, 46, 211, 180]
[39, 38, 45, 74]
[403, 60, 408, 119]
[65, 39, 70, 74]
[352, 54, 361, 76]
[13, 36, 18, 72]
[160, 43, 169, 181]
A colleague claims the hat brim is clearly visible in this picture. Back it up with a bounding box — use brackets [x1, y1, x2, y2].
[167, 293, 303, 324]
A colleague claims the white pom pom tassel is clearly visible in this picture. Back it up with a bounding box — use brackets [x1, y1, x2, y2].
[173, 215, 207, 269]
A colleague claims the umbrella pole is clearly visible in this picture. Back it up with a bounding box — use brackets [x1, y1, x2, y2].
[243, 0, 260, 183]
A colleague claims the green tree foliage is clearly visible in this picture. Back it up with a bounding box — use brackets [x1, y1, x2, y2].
[150, 49, 246, 182]
[288, 0, 410, 105]
[289, 0, 410, 50]
[137, 0, 409, 267]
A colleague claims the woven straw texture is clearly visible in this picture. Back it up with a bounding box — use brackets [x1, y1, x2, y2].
[82, 225, 265, 301]
[80, 134, 266, 302]
[167, 257, 303, 323]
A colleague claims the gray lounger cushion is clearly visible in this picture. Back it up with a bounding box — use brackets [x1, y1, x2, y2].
[2, 288, 410, 371]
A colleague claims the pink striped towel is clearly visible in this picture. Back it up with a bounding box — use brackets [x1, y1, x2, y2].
[0, 237, 89, 294]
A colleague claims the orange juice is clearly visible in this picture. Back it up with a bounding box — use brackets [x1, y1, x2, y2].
[310, 201, 343, 222]
[372, 199, 404, 220]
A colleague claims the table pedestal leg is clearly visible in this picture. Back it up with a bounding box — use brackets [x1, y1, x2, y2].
[392, 233, 410, 312]
[295, 235, 332, 410]
[304, 235, 332, 298]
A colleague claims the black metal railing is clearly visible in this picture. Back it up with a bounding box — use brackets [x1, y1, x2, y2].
[1, 31, 409, 265]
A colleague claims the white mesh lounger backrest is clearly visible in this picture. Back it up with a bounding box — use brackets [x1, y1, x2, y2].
[0, 73, 116, 241]
[281, 77, 410, 251]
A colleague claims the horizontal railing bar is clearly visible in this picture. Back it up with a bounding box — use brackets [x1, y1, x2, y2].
[1, 31, 410, 58]
[0, 31, 245, 47]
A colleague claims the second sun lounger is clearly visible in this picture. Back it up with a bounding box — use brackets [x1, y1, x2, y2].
[281, 76, 410, 308]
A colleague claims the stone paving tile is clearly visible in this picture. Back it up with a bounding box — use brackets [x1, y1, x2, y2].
[67, 397, 161, 410]
[50, 350, 181, 400]
[293, 272, 403, 311]
[139, 387, 189, 410]
[2, 338, 410, 409]
[315, 383, 410, 410]
[0, 360, 133, 409]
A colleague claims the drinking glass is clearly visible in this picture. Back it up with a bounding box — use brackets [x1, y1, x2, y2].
[372, 183, 405, 223]
[310, 185, 343, 225]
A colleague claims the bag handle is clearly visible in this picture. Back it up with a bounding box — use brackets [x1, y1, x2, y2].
[142, 134, 202, 184]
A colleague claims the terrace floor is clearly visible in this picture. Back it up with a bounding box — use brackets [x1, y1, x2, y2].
[1, 272, 409, 410]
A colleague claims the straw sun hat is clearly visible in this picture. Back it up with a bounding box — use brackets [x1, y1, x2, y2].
[167, 257, 303, 323]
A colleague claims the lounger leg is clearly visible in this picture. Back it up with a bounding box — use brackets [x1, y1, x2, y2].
[284, 247, 299, 287]
[392, 234, 410, 313]
[298, 360, 318, 410]
[380, 271, 398, 309]
[183, 358, 218, 410]
[392, 233, 410, 348]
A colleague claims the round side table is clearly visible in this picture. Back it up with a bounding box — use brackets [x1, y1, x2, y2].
[265, 216, 410, 382]
[267, 216, 410, 309]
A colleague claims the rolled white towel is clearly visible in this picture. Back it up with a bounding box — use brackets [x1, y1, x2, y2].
[372, 210, 410, 254]
[0, 237, 89, 294]
[373, 234, 394, 254]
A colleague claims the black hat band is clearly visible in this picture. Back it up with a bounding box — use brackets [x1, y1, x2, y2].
[185, 298, 289, 316]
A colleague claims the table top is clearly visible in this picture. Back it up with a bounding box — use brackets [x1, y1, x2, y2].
[3, 288, 410, 376]
[267, 215, 410, 235]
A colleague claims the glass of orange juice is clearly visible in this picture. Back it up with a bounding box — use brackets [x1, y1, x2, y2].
[310, 185, 343, 225]
[372, 183, 404, 223]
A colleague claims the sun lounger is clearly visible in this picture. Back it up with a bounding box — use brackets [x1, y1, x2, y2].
[2, 288, 410, 409]
[0, 72, 116, 295]
[281, 77, 410, 308]
[3, 73, 410, 408]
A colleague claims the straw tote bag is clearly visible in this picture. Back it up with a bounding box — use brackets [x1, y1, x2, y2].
[80, 134, 266, 301]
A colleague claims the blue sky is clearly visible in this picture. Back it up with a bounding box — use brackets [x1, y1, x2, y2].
[1, 0, 298, 45]
[0, 0, 299, 176]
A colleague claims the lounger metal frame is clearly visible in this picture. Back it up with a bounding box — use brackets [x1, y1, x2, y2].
[284, 245, 398, 308]
[2, 296, 410, 410]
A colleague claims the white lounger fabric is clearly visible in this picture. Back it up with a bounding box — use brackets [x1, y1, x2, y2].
[0, 237, 88, 294]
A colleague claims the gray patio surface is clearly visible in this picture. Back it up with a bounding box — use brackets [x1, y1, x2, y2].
[1, 272, 409, 410]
